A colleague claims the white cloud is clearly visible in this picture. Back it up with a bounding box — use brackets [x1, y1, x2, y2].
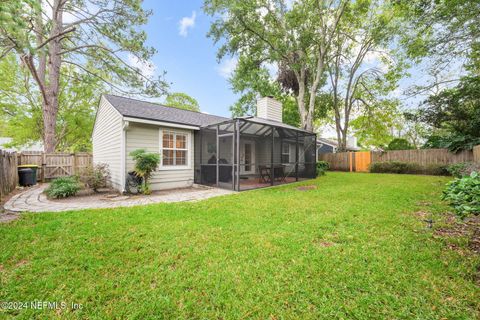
[216, 57, 238, 79]
[128, 54, 156, 78]
[179, 11, 196, 37]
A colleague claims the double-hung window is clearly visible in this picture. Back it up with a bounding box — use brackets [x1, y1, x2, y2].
[161, 130, 189, 167]
[281, 143, 290, 163]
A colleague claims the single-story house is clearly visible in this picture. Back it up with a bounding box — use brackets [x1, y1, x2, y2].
[92, 95, 317, 192]
[317, 136, 360, 156]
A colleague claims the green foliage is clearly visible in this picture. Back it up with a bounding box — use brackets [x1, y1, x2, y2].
[387, 138, 414, 150]
[422, 134, 480, 153]
[164, 92, 200, 112]
[316, 161, 330, 176]
[81, 163, 111, 192]
[45, 176, 81, 199]
[129, 149, 160, 194]
[442, 172, 480, 219]
[0, 54, 103, 151]
[369, 161, 449, 176]
[447, 162, 480, 178]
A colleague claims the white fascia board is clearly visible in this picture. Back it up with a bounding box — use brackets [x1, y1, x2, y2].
[123, 117, 200, 130]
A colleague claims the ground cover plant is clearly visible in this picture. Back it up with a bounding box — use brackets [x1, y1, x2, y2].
[0, 173, 479, 319]
[443, 172, 480, 219]
[44, 176, 81, 199]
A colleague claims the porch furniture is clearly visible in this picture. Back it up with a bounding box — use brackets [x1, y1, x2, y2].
[201, 165, 232, 184]
[258, 165, 287, 183]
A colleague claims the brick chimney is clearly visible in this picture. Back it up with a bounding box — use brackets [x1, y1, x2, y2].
[256, 96, 282, 122]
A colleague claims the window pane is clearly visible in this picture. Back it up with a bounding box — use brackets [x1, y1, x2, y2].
[176, 134, 186, 149]
[163, 149, 174, 165]
[282, 143, 289, 154]
[163, 132, 174, 148]
[281, 154, 289, 163]
[176, 150, 186, 165]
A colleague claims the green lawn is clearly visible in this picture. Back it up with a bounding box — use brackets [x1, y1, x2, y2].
[0, 172, 479, 319]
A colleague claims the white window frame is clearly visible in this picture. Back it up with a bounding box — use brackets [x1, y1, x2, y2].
[159, 129, 191, 170]
[282, 143, 290, 163]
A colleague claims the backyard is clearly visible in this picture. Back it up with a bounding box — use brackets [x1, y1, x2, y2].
[0, 172, 479, 319]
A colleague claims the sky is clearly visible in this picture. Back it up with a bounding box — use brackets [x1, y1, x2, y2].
[139, 0, 237, 117]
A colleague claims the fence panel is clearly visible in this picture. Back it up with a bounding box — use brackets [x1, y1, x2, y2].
[321, 148, 476, 172]
[18, 152, 93, 181]
[0, 150, 18, 200]
[474, 145, 480, 163]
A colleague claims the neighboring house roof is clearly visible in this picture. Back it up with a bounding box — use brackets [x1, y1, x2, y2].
[104, 94, 229, 127]
[317, 137, 361, 151]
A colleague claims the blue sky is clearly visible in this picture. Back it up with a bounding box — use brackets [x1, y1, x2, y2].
[140, 0, 236, 117]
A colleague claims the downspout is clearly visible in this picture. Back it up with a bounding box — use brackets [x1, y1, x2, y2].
[121, 120, 129, 193]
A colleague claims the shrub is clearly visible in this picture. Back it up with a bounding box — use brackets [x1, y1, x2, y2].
[369, 161, 449, 175]
[447, 162, 480, 178]
[442, 172, 480, 219]
[46, 176, 81, 199]
[316, 161, 330, 176]
[129, 149, 160, 195]
[386, 138, 413, 150]
[81, 163, 111, 192]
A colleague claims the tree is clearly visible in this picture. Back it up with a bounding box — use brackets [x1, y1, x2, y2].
[0, 54, 103, 151]
[205, 0, 347, 131]
[408, 76, 480, 152]
[164, 92, 200, 112]
[325, 0, 405, 151]
[0, 0, 168, 152]
[387, 138, 413, 150]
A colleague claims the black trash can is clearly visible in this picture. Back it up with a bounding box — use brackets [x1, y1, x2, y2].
[18, 165, 38, 187]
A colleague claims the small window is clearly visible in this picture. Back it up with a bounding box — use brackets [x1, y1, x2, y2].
[161, 130, 189, 167]
[282, 143, 290, 163]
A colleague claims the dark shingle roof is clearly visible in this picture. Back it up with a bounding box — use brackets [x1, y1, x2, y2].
[104, 94, 229, 127]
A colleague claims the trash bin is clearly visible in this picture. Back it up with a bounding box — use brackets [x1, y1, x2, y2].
[18, 165, 39, 187]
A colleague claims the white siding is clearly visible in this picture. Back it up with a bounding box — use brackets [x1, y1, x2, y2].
[92, 96, 124, 191]
[257, 97, 282, 122]
[126, 122, 194, 191]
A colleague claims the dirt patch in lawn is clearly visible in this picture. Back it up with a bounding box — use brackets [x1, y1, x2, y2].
[296, 185, 317, 191]
[434, 214, 480, 255]
[0, 188, 24, 223]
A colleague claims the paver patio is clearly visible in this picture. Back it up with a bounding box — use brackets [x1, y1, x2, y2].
[4, 184, 234, 213]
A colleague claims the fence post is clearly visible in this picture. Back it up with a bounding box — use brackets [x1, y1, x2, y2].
[42, 152, 46, 182]
[71, 153, 77, 175]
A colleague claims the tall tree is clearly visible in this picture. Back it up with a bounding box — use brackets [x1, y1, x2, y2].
[325, 0, 405, 150]
[0, 0, 167, 152]
[0, 53, 103, 151]
[164, 92, 200, 112]
[205, 0, 347, 131]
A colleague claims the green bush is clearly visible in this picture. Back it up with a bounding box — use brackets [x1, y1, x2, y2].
[369, 161, 449, 176]
[442, 172, 480, 219]
[447, 162, 480, 178]
[46, 176, 81, 199]
[81, 163, 111, 192]
[130, 149, 160, 195]
[316, 161, 330, 176]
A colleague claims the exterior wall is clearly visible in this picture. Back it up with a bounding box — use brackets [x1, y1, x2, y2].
[92, 96, 124, 191]
[317, 144, 335, 154]
[256, 97, 282, 122]
[125, 122, 195, 191]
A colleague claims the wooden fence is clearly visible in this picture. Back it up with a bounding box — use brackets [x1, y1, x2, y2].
[474, 145, 480, 163]
[319, 148, 477, 172]
[17, 151, 93, 181]
[0, 150, 18, 201]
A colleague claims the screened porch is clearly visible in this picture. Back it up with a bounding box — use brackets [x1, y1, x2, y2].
[194, 117, 317, 191]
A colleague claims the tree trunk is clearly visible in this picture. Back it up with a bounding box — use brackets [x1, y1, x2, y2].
[43, 0, 64, 153]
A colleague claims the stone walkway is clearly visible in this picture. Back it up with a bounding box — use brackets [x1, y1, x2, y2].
[4, 184, 234, 213]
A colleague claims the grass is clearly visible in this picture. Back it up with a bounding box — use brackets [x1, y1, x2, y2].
[0, 172, 479, 319]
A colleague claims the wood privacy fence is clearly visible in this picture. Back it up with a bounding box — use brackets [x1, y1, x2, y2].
[474, 145, 480, 163]
[319, 148, 478, 172]
[17, 151, 93, 182]
[0, 150, 18, 200]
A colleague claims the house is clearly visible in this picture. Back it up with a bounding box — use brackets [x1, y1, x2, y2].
[92, 95, 317, 192]
[317, 136, 360, 156]
[0, 137, 44, 152]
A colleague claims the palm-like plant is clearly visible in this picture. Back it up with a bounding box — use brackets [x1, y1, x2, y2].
[129, 149, 160, 194]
